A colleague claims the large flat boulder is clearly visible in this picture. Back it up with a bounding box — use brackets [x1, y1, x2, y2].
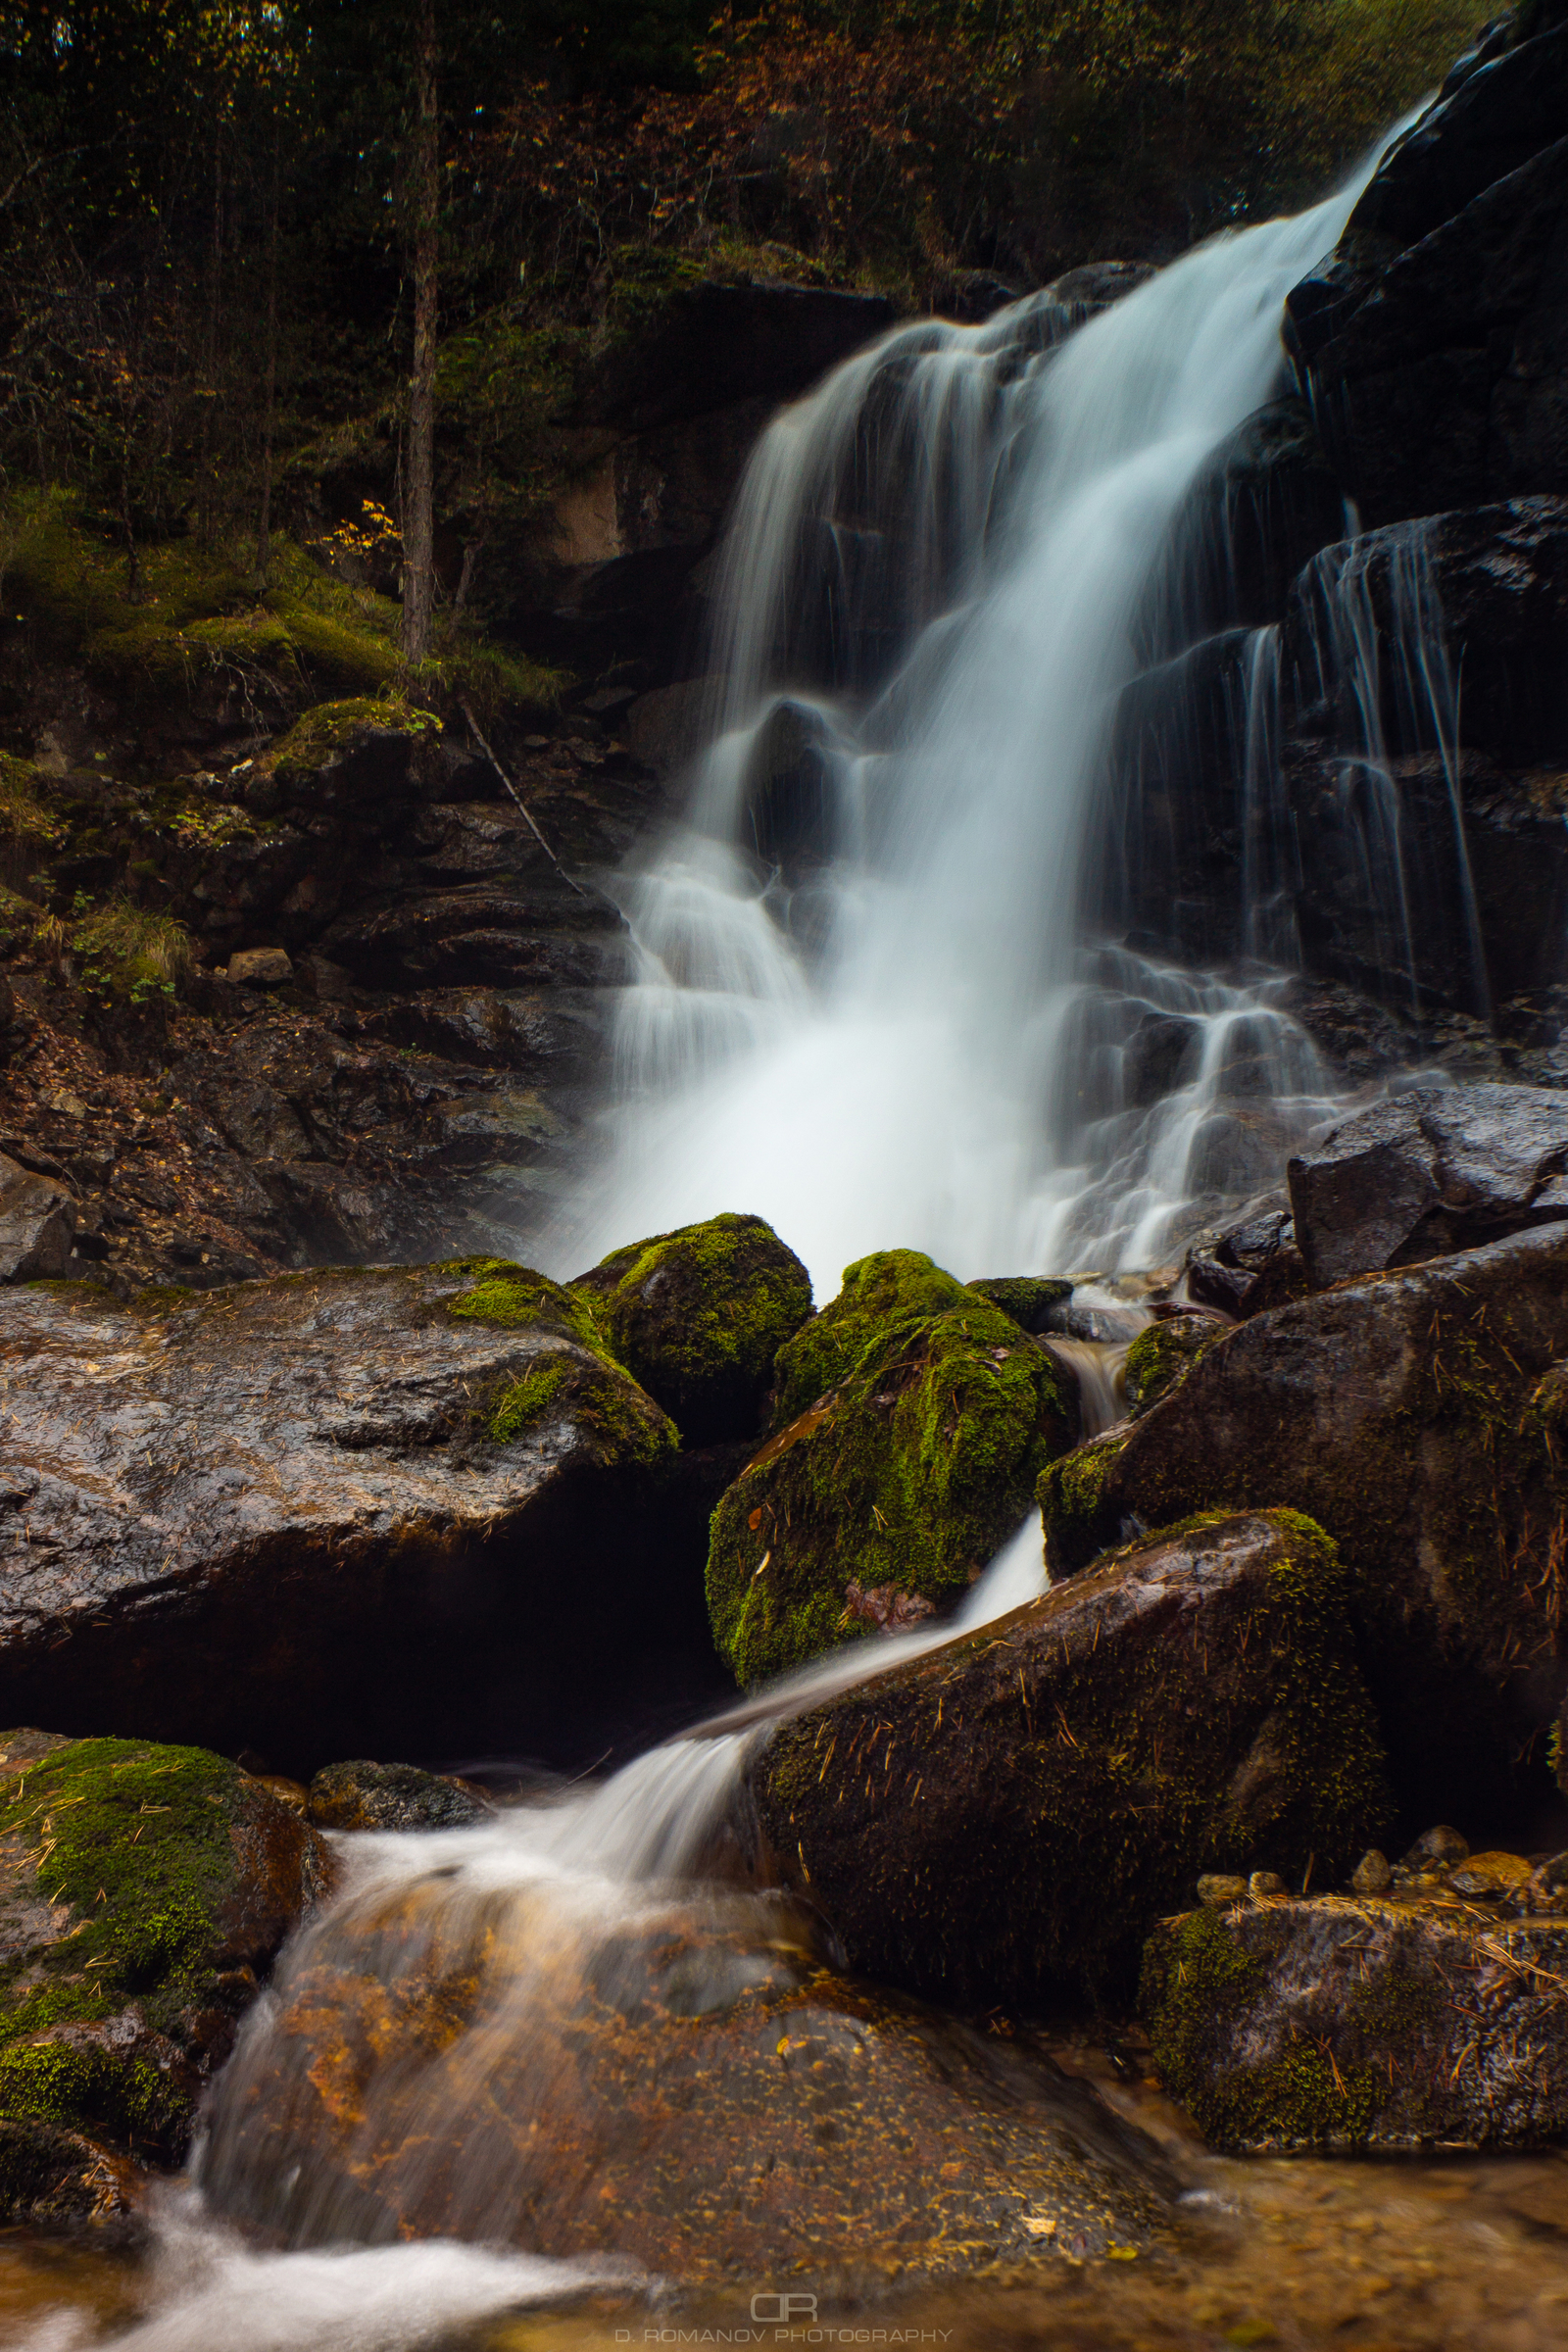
[199, 1875, 1172, 2280]
[1145, 1885, 1568, 2152]
[1037, 1223, 1568, 1825]
[0, 1262, 690, 1773]
[1288, 1083, 1568, 1284]
[744, 1512, 1389, 2004]
[0, 1728, 331, 2185]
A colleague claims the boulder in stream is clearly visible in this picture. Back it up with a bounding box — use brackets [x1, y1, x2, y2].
[306, 1761, 488, 1833]
[0, 1727, 332, 2192]
[1037, 1221, 1568, 1827]
[572, 1210, 812, 1443]
[199, 1879, 1173, 2283]
[744, 1511, 1389, 2002]
[1286, 1083, 1568, 1286]
[0, 1261, 689, 1773]
[1145, 1880, 1568, 2152]
[706, 1250, 1075, 1686]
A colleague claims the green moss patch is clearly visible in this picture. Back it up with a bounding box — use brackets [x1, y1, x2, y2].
[1123, 1316, 1218, 1416]
[0, 1736, 260, 2151]
[573, 1211, 812, 1443]
[265, 695, 441, 784]
[69, 899, 192, 1005]
[446, 1260, 606, 1353]
[707, 1250, 1075, 1687]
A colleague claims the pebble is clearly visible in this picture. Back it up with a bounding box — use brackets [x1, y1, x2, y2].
[1350, 1848, 1392, 1893]
[1249, 1871, 1289, 1900]
[1198, 1874, 1250, 1909]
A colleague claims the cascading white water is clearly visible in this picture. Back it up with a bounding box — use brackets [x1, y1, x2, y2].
[548, 154, 1410, 1299]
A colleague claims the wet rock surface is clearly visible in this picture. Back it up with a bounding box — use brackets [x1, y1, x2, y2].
[571, 1211, 812, 1444]
[1037, 1221, 1568, 1825]
[199, 1877, 1173, 2284]
[1288, 1083, 1568, 1284]
[305, 1762, 488, 1834]
[0, 1728, 332, 2188]
[745, 1511, 1388, 2003]
[0, 1263, 710, 1773]
[1146, 1883, 1568, 2153]
[706, 1250, 1075, 1687]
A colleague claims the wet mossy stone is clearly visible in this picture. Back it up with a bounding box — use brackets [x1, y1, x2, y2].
[0, 1729, 331, 2170]
[307, 1760, 487, 1833]
[707, 1249, 1076, 1688]
[1143, 1890, 1568, 2152]
[965, 1276, 1073, 1335]
[1123, 1313, 1218, 1417]
[746, 1510, 1391, 2004]
[571, 1212, 812, 1444]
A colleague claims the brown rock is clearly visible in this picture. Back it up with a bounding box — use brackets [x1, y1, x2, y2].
[198, 1879, 1171, 2280]
[744, 1512, 1389, 2004]
[0, 1262, 684, 1772]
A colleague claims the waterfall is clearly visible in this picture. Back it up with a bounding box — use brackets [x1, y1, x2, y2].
[547, 143, 1425, 1299]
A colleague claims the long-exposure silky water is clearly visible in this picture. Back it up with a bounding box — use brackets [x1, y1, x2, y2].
[550, 142, 1423, 1298]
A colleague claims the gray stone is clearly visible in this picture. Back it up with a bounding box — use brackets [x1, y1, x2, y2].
[1147, 1889, 1568, 2151]
[1288, 1084, 1568, 1287]
[0, 1150, 76, 1282]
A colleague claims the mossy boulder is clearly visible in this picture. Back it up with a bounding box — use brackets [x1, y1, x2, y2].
[965, 1276, 1074, 1333]
[571, 1212, 812, 1443]
[745, 1511, 1390, 2003]
[707, 1250, 1075, 1687]
[0, 1263, 682, 1772]
[1144, 1888, 1568, 2152]
[1122, 1312, 1218, 1415]
[0, 1727, 331, 2182]
[1034, 1221, 1568, 1828]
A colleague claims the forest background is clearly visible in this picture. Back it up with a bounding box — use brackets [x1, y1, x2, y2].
[0, 0, 1486, 688]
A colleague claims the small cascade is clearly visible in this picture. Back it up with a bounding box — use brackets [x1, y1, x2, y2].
[189, 1509, 1054, 2263]
[1288, 519, 1491, 1017]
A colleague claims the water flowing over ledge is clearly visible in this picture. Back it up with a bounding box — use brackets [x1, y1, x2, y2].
[543, 125, 1439, 1298]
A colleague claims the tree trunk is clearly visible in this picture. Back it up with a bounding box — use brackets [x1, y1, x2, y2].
[255, 137, 281, 592]
[402, 0, 439, 664]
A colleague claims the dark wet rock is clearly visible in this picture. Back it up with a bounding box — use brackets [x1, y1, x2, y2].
[0, 2117, 139, 2228]
[0, 1728, 332, 2170]
[0, 1150, 75, 1282]
[0, 1263, 697, 1773]
[1288, 107, 1568, 525]
[1143, 397, 1347, 657]
[567, 281, 897, 438]
[1283, 504, 1568, 781]
[1037, 1221, 1568, 1826]
[1348, 22, 1568, 255]
[200, 1881, 1172, 2280]
[745, 1512, 1389, 2003]
[966, 1276, 1074, 1333]
[1145, 1886, 1568, 2152]
[306, 1761, 488, 1834]
[1045, 261, 1157, 313]
[572, 1211, 812, 1444]
[707, 1250, 1076, 1687]
[1287, 1083, 1568, 1285]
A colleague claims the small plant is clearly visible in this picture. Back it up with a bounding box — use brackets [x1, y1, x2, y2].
[69, 897, 193, 1006]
